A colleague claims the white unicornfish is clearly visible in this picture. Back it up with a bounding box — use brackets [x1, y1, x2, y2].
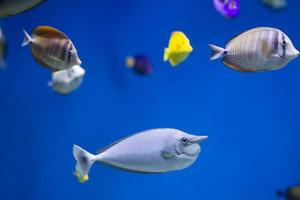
[209, 27, 299, 72]
[48, 65, 85, 95]
[73, 128, 208, 183]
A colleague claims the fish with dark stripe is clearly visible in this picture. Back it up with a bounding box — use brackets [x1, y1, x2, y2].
[22, 26, 82, 71]
[209, 27, 299, 72]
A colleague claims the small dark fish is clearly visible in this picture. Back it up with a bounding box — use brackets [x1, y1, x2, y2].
[278, 185, 300, 200]
[0, 28, 6, 68]
[22, 26, 81, 71]
[213, 0, 239, 18]
[126, 55, 153, 75]
[0, 0, 45, 17]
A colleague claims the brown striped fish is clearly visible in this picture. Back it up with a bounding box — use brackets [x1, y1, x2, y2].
[209, 27, 299, 72]
[22, 26, 81, 71]
[0, 0, 45, 17]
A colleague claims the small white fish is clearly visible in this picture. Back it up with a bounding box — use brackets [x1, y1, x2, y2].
[209, 27, 299, 72]
[73, 128, 208, 183]
[48, 65, 85, 95]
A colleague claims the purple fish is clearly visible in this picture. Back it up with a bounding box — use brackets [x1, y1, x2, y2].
[126, 55, 153, 75]
[213, 0, 239, 18]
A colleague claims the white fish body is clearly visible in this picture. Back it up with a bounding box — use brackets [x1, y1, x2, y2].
[209, 27, 299, 72]
[73, 128, 208, 182]
[49, 65, 85, 95]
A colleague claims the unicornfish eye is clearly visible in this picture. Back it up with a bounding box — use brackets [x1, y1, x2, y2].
[181, 137, 189, 145]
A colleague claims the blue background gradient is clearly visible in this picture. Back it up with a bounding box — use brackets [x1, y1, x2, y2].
[0, 0, 299, 199]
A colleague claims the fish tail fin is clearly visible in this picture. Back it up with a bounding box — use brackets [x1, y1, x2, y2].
[209, 44, 226, 60]
[125, 56, 135, 68]
[22, 29, 33, 47]
[73, 145, 97, 183]
[163, 48, 170, 61]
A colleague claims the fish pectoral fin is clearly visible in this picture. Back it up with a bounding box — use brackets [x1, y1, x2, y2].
[49, 55, 63, 62]
[161, 151, 178, 160]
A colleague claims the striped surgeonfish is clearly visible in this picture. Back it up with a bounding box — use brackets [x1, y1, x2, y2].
[209, 27, 299, 72]
[22, 26, 81, 71]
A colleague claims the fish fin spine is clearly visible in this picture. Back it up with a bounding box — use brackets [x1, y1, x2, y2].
[73, 145, 97, 183]
[163, 48, 170, 61]
[209, 44, 226, 60]
[22, 29, 34, 47]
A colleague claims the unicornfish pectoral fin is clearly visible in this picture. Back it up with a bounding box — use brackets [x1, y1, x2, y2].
[161, 151, 178, 160]
[209, 44, 227, 60]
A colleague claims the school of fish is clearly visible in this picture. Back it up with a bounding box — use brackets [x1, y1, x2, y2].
[0, 0, 298, 195]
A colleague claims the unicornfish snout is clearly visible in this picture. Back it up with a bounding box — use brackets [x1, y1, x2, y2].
[190, 135, 208, 143]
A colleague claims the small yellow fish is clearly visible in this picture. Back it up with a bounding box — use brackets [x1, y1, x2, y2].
[74, 170, 89, 183]
[163, 31, 193, 67]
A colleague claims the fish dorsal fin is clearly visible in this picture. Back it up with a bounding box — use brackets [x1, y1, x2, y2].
[97, 135, 132, 154]
[33, 26, 68, 39]
[226, 27, 277, 47]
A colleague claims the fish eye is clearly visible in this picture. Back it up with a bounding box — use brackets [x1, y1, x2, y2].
[282, 40, 286, 46]
[181, 137, 189, 145]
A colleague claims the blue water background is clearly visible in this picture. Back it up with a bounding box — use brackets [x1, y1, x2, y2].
[0, 0, 299, 199]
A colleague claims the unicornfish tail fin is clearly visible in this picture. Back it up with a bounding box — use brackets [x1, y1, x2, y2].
[73, 145, 97, 183]
[22, 29, 34, 47]
[209, 44, 227, 60]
